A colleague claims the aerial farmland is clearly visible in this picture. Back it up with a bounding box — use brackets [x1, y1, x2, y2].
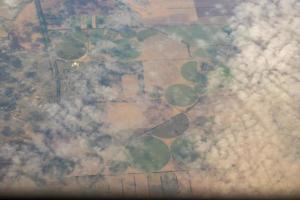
[0, 0, 299, 198]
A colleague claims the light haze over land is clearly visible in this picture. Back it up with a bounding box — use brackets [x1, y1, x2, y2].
[0, 0, 299, 198]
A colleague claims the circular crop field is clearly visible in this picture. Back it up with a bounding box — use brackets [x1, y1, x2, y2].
[126, 135, 170, 172]
[150, 113, 189, 138]
[56, 37, 87, 60]
[170, 136, 200, 167]
[165, 84, 198, 107]
[181, 61, 199, 82]
[181, 61, 208, 86]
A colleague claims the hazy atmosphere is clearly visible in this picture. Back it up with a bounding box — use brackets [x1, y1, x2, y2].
[0, 0, 299, 198]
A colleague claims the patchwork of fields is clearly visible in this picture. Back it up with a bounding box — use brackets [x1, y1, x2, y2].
[0, 0, 299, 198]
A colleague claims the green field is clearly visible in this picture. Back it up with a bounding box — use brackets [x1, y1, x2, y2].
[89, 28, 120, 45]
[170, 136, 199, 167]
[165, 84, 198, 107]
[193, 46, 219, 60]
[180, 61, 199, 82]
[181, 61, 208, 88]
[162, 24, 215, 46]
[71, 30, 88, 43]
[126, 136, 170, 172]
[150, 113, 189, 138]
[56, 37, 86, 60]
[136, 28, 158, 41]
[104, 38, 140, 60]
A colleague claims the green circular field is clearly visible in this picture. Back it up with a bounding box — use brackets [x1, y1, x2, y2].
[150, 113, 189, 138]
[181, 61, 199, 82]
[126, 135, 170, 172]
[181, 61, 208, 86]
[56, 37, 86, 60]
[165, 84, 198, 107]
[170, 136, 200, 167]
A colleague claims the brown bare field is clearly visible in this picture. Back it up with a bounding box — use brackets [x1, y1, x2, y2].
[106, 103, 147, 132]
[126, 0, 198, 24]
[13, 1, 43, 50]
[14, 1, 38, 30]
[134, 174, 149, 196]
[141, 34, 191, 93]
[20, 32, 43, 50]
[143, 101, 180, 130]
[121, 75, 140, 100]
[122, 175, 136, 196]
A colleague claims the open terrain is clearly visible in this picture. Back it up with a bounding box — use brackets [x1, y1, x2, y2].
[0, 0, 299, 198]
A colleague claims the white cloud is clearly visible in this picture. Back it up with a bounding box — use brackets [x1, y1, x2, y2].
[205, 0, 300, 192]
[227, 0, 300, 134]
[228, 0, 300, 76]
